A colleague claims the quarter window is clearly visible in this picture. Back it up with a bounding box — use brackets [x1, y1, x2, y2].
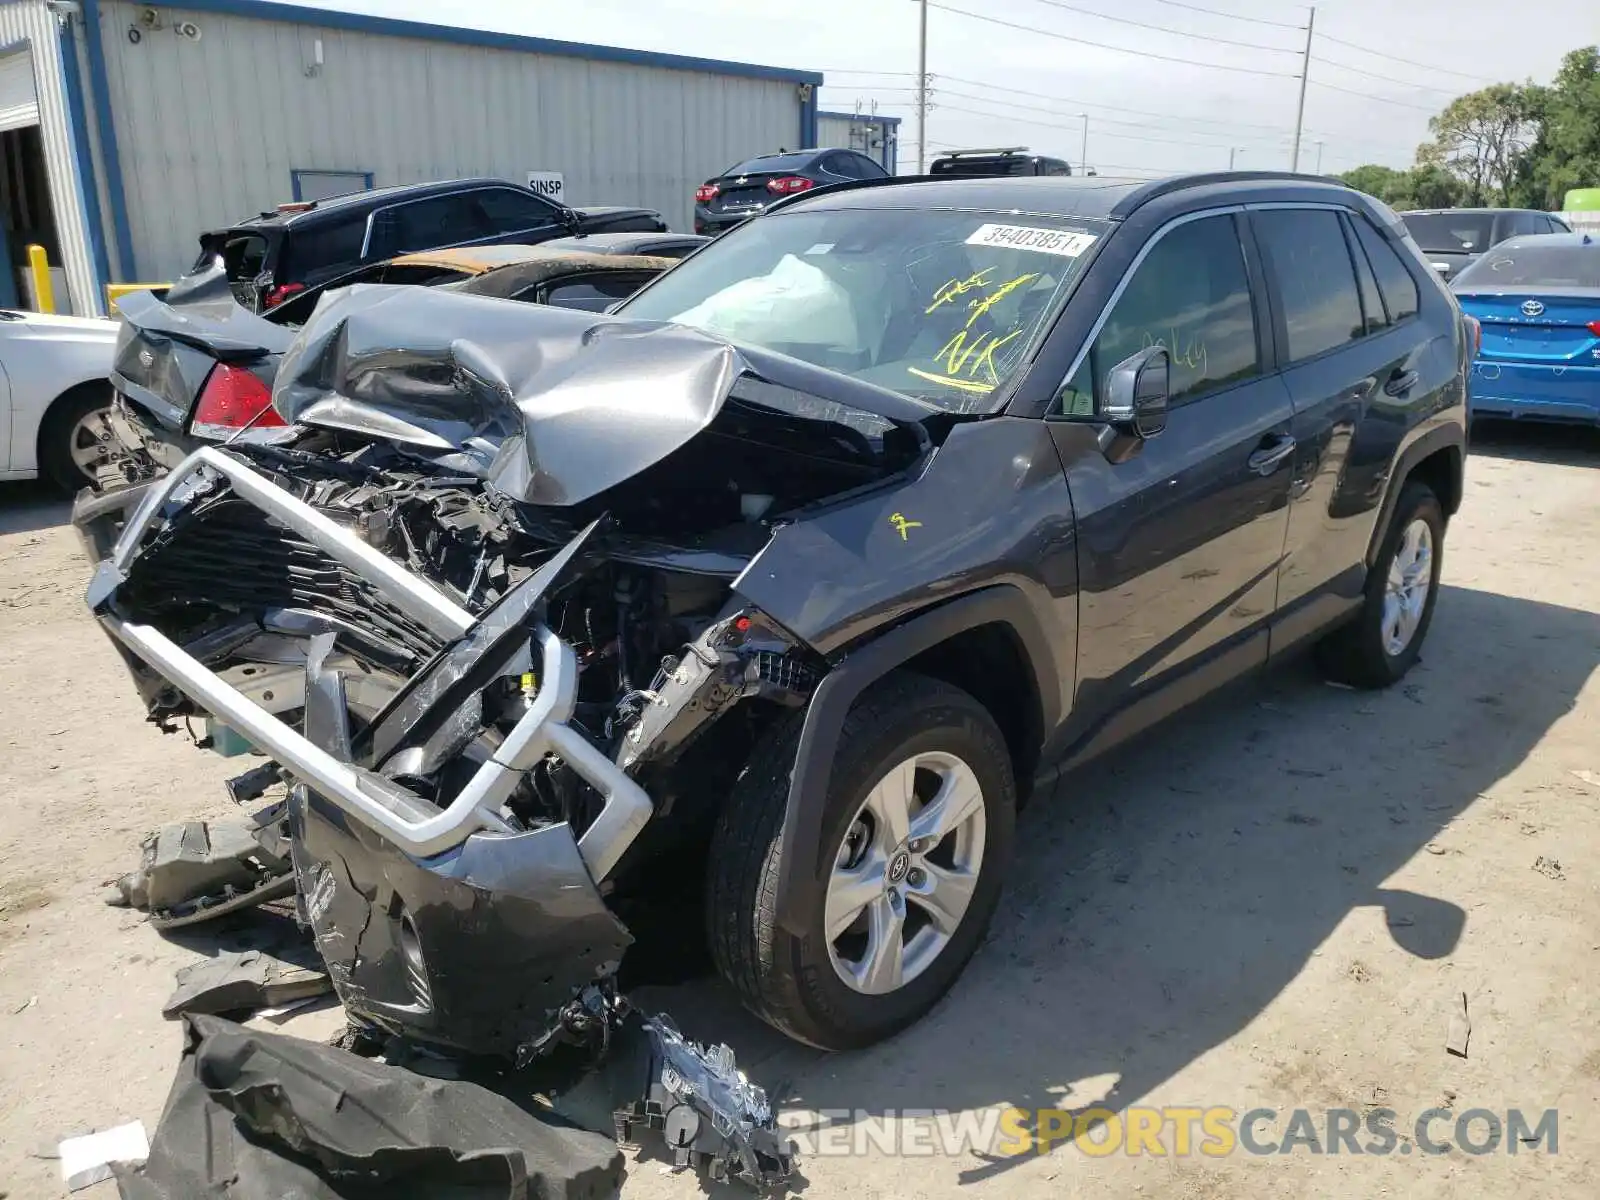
[1058, 213, 1259, 414]
[1253, 209, 1364, 363]
[1352, 215, 1420, 323]
[1341, 215, 1388, 335]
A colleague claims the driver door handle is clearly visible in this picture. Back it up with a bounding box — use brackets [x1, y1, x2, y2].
[1247, 433, 1297, 475]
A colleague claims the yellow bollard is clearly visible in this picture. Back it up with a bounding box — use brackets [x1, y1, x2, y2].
[25, 243, 53, 313]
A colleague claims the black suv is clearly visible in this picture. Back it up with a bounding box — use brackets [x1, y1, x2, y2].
[195, 178, 668, 310]
[1400, 207, 1572, 283]
[930, 146, 1073, 177]
[85, 171, 1467, 1057]
[693, 148, 890, 234]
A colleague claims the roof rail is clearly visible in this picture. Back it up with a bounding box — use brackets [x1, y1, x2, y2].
[1110, 170, 1341, 217]
[933, 147, 1030, 158]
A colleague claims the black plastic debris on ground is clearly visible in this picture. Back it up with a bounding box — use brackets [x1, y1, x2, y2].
[116, 1013, 623, 1200]
[162, 946, 331, 1019]
[103, 818, 295, 930]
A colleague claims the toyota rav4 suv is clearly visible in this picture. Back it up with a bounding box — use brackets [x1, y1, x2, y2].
[82, 171, 1468, 1059]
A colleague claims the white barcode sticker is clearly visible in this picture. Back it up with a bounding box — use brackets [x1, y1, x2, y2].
[965, 223, 1098, 257]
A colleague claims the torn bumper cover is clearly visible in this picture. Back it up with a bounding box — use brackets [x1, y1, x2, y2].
[85, 447, 651, 1059]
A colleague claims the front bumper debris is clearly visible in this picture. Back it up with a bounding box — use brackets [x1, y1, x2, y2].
[88, 446, 796, 1189]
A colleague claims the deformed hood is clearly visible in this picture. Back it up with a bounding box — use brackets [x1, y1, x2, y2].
[276, 282, 913, 508]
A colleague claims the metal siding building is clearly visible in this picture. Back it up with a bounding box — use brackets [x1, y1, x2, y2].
[0, 0, 822, 313]
[0, 1, 104, 316]
[817, 110, 900, 173]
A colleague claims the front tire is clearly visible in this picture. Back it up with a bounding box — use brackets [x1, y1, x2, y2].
[1316, 479, 1445, 688]
[707, 671, 1016, 1050]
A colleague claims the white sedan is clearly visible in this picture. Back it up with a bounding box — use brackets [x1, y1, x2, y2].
[0, 308, 119, 491]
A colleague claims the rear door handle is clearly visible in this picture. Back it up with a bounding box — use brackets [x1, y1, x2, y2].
[1384, 369, 1420, 397]
[1247, 434, 1297, 475]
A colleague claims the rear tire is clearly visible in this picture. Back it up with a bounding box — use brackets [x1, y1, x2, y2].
[38, 384, 117, 493]
[707, 671, 1016, 1050]
[1316, 480, 1445, 688]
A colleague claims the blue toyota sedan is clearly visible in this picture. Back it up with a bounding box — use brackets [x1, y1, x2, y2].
[1452, 232, 1600, 425]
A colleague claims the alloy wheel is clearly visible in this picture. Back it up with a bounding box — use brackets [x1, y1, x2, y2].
[1383, 518, 1433, 657]
[824, 750, 987, 995]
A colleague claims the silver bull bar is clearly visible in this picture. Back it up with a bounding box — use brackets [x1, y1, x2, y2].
[90, 447, 653, 881]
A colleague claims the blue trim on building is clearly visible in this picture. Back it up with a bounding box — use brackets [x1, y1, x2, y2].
[800, 87, 817, 150]
[79, 0, 136, 280]
[57, 20, 110, 303]
[290, 168, 375, 201]
[0, 35, 22, 309]
[164, 0, 824, 85]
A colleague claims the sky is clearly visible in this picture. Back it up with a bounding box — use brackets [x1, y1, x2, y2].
[306, 0, 1595, 178]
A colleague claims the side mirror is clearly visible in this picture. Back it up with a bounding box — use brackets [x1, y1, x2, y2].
[1102, 345, 1170, 437]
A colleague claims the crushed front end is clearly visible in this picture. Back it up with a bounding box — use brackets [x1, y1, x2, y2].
[80, 444, 812, 1182]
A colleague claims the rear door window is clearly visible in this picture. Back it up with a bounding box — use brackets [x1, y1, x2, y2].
[1056, 212, 1259, 415]
[1351, 217, 1420, 323]
[1253, 208, 1365, 363]
[1340, 214, 1388, 334]
[370, 194, 496, 258]
[476, 187, 562, 234]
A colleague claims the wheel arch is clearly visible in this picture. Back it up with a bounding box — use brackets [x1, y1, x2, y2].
[770, 585, 1061, 936]
[35, 376, 115, 471]
[1365, 425, 1464, 569]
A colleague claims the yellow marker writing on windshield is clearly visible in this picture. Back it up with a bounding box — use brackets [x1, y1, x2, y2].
[889, 512, 922, 540]
[926, 269, 996, 314]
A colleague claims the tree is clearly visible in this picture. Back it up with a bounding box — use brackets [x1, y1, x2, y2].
[1510, 47, 1600, 210]
[1416, 83, 1538, 205]
[1338, 163, 1464, 210]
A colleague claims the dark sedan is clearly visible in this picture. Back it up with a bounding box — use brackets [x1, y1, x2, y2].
[1400, 207, 1571, 284]
[693, 148, 889, 235]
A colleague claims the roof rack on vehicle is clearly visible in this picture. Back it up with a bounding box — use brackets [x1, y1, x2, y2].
[936, 147, 1030, 158]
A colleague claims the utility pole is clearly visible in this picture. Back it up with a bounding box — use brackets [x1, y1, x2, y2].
[1314, 139, 1325, 173]
[1079, 114, 1088, 175]
[916, 0, 929, 173]
[1229, 147, 1238, 170]
[1291, 5, 1315, 172]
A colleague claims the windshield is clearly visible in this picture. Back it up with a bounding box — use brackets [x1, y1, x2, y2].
[1454, 242, 1600, 289]
[1402, 213, 1495, 254]
[617, 207, 1108, 413]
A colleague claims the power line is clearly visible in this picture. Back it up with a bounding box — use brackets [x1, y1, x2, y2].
[935, 88, 1291, 146]
[926, 2, 1302, 78]
[1313, 32, 1502, 86]
[1024, 0, 1300, 54]
[1313, 53, 1464, 96]
[1150, 0, 1306, 30]
[936, 100, 1280, 154]
[936, 72, 1294, 134]
[1307, 78, 1442, 114]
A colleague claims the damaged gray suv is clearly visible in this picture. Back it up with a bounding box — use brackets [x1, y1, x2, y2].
[79, 171, 1469, 1059]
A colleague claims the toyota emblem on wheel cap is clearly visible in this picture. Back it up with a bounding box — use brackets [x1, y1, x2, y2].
[1521, 299, 1545, 317]
[887, 850, 911, 884]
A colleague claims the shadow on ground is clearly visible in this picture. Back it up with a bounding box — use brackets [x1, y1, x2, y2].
[0, 480, 71, 536]
[1469, 418, 1600, 468]
[626, 582, 1599, 1185]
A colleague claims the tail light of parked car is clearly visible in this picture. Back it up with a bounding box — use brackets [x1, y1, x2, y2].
[262, 282, 305, 309]
[191, 364, 286, 440]
[1463, 314, 1482, 356]
[1587, 320, 1600, 337]
[694, 184, 720, 203]
[765, 176, 815, 195]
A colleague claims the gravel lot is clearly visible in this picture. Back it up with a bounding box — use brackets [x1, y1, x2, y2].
[1, 424, 1597, 1199]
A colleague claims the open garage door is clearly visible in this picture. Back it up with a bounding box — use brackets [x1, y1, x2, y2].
[0, 48, 38, 133]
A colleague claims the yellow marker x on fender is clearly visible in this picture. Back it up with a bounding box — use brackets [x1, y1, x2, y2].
[889, 512, 922, 540]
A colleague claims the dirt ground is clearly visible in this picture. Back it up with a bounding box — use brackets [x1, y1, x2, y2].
[1, 424, 1597, 1200]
